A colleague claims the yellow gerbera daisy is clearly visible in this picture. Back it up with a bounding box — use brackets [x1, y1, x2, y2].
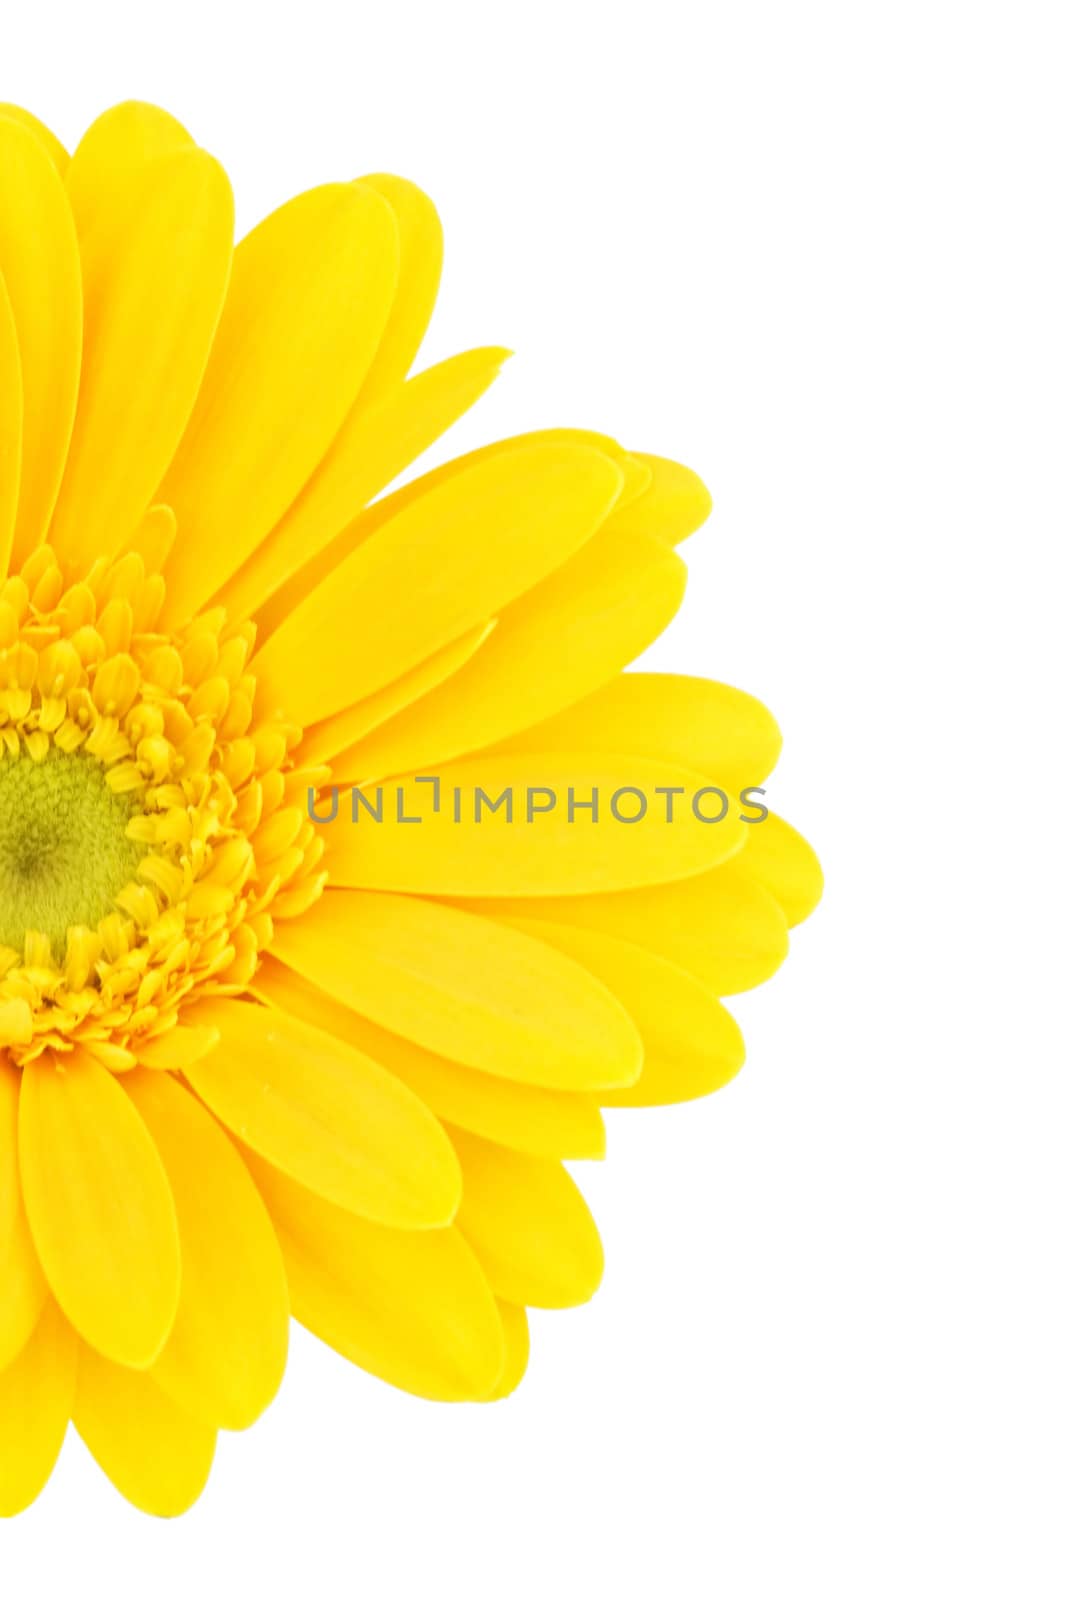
[0, 99, 821, 1517]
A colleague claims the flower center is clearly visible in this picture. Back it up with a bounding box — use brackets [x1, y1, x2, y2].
[0, 750, 145, 958]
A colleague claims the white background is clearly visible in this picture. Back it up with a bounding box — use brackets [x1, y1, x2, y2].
[4, 2, 1065, 1595]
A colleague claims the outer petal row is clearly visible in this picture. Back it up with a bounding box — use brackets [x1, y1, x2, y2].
[0, 114, 81, 566]
[50, 110, 234, 567]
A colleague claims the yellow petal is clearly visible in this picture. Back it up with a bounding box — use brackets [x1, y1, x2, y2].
[300, 620, 495, 769]
[603, 451, 712, 545]
[133, 1022, 220, 1071]
[339, 528, 686, 781]
[0, 1063, 46, 1372]
[248, 1151, 505, 1402]
[354, 427, 641, 545]
[488, 1300, 530, 1400]
[324, 754, 745, 896]
[0, 104, 69, 172]
[0, 276, 20, 582]
[353, 174, 442, 405]
[18, 1051, 180, 1368]
[160, 181, 399, 623]
[74, 1345, 215, 1517]
[124, 1071, 289, 1431]
[271, 890, 642, 1091]
[255, 955, 606, 1160]
[462, 863, 790, 996]
[736, 811, 824, 926]
[0, 1299, 76, 1517]
[64, 101, 194, 232]
[498, 916, 745, 1107]
[258, 424, 639, 640]
[183, 997, 460, 1227]
[121, 502, 177, 572]
[251, 441, 624, 724]
[0, 116, 82, 564]
[220, 346, 507, 626]
[489, 672, 783, 795]
[450, 1127, 603, 1309]
[49, 143, 234, 565]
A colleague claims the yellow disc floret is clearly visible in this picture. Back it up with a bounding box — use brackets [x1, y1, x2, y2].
[0, 538, 326, 1066]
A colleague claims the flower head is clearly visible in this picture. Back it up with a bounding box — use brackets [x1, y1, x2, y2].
[0, 100, 820, 1516]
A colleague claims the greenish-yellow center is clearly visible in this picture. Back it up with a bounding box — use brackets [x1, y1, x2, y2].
[0, 750, 145, 957]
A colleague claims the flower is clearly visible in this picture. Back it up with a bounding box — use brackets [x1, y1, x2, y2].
[0, 98, 821, 1518]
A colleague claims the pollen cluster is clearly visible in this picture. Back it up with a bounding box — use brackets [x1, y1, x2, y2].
[0, 532, 326, 1066]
